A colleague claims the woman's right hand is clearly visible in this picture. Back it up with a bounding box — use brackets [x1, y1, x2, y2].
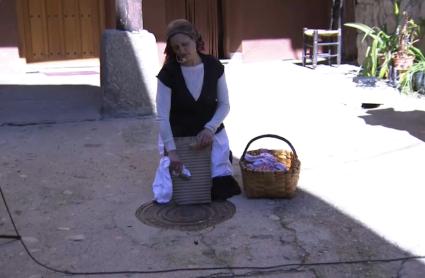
[167, 150, 182, 174]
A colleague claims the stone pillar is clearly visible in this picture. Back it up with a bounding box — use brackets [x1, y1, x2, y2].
[101, 0, 159, 117]
[101, 29, 159, 117]
[116, 0, 143, 31]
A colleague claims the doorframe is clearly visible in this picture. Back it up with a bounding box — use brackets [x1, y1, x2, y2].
[16, 0, 27, 58]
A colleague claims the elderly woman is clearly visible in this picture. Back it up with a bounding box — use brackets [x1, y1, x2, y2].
[155, 19, 240, 200]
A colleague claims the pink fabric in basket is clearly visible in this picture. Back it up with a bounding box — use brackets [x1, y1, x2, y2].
[244, 151, 287, 172]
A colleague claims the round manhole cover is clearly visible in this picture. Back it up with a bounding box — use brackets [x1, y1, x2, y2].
[135, 201, 236, 231]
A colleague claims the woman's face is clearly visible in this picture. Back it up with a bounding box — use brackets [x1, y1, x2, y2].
[169, 33, 199, 65]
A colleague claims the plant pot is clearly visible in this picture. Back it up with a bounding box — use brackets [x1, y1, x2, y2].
[393, 54, 415, 71]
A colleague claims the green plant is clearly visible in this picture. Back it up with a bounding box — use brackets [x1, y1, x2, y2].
[344, 22, 397, 78]
[344, 1, 420, 79]
[410, 45, 425, 61]
[394, 11, 420, 56]
[394, 20, 425, 93]
[399, 50, 425, 94]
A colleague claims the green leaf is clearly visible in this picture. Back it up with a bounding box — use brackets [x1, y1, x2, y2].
[409, 46, 425, 62]
[394, 1, 399, 17]
[378, 52, 391, 79]
[345, 23, 374, 35]
[370, 39, 379, 77]
[344, 23, 382, 44]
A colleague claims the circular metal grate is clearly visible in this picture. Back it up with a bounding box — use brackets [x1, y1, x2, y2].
[135, 201, 236, 231]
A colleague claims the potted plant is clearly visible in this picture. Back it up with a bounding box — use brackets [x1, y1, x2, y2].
[392, 11, 420, 71]
[344, 1, 420, 80]
[344, 22, 396, 78]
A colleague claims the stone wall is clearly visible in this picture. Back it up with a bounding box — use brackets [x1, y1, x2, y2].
[354, 0, 425, 64]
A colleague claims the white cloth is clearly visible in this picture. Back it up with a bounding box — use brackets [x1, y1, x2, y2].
[152, 156, 173, 203]
[211, 128, 233, 177]
[156, 64, 230, 152]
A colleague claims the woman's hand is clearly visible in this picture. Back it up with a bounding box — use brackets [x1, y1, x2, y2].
[196, 128, 214, 148]
[167, 150, 182, 174]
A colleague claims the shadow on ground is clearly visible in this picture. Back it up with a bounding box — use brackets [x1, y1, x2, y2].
[219, 157, 425, 277]
[0, 84, 101, 125]
[1, 185, 424, 277]
[359, 108, 425, 142]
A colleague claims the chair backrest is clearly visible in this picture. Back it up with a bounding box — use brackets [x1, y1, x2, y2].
[330, 0, 344, 30]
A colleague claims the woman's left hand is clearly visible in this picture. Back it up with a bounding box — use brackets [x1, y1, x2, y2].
[196, 128, 214, 148]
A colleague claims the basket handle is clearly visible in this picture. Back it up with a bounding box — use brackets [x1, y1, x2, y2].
[241, 134, 298, 160]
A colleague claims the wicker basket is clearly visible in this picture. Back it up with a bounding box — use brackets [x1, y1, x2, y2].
[239, 134, 300, 198]
[172, 136, 212, 205]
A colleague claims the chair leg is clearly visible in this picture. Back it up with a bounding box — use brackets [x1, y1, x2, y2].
[313, 30, 318, 69]
[337, 29, 342, 65]
[302, 29, 307, 66]
[328, 49, 332, 66]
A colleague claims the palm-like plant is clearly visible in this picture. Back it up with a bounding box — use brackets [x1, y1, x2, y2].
[344, 0, 420, 79]
[344, 22, 398, 78]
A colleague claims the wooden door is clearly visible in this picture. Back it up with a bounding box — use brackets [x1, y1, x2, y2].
[17, 0, 105, 62]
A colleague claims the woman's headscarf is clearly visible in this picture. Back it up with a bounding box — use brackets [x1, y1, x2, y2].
[164, 19, 205, 63]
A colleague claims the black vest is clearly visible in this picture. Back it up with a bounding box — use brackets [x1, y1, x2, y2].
[157, 54, 225, 137]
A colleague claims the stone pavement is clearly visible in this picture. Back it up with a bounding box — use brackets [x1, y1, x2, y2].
[0, 59, 101, 125]
[1, 59, 425, 278]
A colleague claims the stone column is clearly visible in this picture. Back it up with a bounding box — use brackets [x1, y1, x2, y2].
[101, 0, 159, 117]
[116, 0, 143, 31]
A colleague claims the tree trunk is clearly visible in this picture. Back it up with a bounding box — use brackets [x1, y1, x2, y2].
[116, 0, 143, 31]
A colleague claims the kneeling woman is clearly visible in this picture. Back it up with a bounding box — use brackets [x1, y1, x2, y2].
[156, 19, 240, 200]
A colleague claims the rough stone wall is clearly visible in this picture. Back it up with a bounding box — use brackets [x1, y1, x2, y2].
[354, 0, 425, 64]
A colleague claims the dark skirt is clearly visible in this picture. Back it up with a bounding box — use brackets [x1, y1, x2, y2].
[211, 175, 241, 200]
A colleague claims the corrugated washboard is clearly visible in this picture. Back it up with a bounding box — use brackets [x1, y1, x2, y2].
[172, 136, 212, 205]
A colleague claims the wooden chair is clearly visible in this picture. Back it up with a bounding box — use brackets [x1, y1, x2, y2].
[302, 0, 344, 68]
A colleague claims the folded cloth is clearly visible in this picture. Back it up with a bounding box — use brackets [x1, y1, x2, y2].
[244, 151, 287, 172]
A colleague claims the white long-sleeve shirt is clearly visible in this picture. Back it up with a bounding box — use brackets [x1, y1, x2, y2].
[156, 63, 230, 151]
